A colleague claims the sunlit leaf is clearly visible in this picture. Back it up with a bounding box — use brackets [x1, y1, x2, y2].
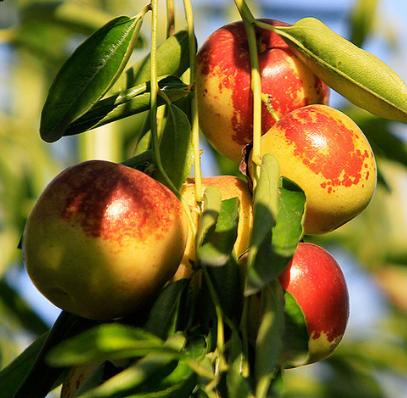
[246, 169, 305, 295]
[47, 324, 178, 367]
[65, 77, 190, 135]
[267, 18, 407, 122]
[198, 198, 239, 267]
[155, 104, 192, 191]
[196, 186, 222, 249]
[245, 154, 279, 295]
[78, 334, 186, 398]
[255, 283, 285, 397]
[40, 14, 145, 142]
[127, 30, 191, 86]
[10, 311, 97, 398]
[144, 279, 190, 339]
[226, 329, 252, 398]
[282, 292, 309, 368]
[0, 333, 48, 398]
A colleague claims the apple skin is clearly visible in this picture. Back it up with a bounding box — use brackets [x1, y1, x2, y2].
[23, 160, 188, 320]
[279, 242, 349, 366]
[173, 176, 253, 280]
[196, 19, 329, 162]
[256, 104, 377, 234]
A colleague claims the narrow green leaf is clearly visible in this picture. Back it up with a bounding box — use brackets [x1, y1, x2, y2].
[226, 330, 253, 398]
[78, 334, 186, 398]
[65, 77, 190, 135]
[282, 292, 309, 368]
[246, 166, 305, 295]
[144, 279, 190, 339]
[47, 324, 172, 367]
[269, 18, 407, 122]
[255, 283, 285, 398]
[204, 256, 243, 323]
[271, 179, 305, 257]
[198, 198, 240, 267]
[349, 0, 378, 47]
[124, 373, 196, 398]
[12, 311, 97, 398]
[154, 104, 193, 190]
[40, 14, 145, 142]
[128, 30, 191, 86]
[245, 154, 280, 295]
[0, 333, 48, 398]
[196, 186, 222, 249]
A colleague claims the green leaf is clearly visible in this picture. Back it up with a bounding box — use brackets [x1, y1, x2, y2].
[196, 187, 222, 249]
[246, 164, 305, 295]
[0, 333, 48, 398]
[40, 14, 145, 142]
[144, 279, 190, 340]
[203, 256, 243, 324]
[198, 198, 240, 267]
[65, 77, 190, 135]
[47, 324, 175, 367]
[255, 283, 285, 398]
[271, 179, 305, 257]
[270, 18, 407, 122]
[226, 330, 253, 398]
[245, 154, 280, 295]
[127, 30, 191, 86]
[78, 334, 186, 398]
[11, 311, 97, 398]
[349, 0, 378, 48]
[282, 292, 309, 368]
[131, 360, 196, 397]
[154, 104, 193, 191]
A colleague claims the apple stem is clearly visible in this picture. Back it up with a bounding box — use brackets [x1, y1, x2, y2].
[261, 93, 281, 122]
[166, 0, 175, 38]
[183, 0, 203, 205]
[234, 0, 262, 186]
[150, 0, 178, 194]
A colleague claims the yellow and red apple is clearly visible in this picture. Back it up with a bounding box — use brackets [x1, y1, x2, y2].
[23, 160, 188, 320]
[255, 104, 377, 234]
[197, 19, 329, 162]
[279, 242, 349, 366]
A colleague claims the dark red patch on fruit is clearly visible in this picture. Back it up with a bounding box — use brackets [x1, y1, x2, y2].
[279, 242, 349, 342]
[197, 20, 328, 147]
[278, 106, 371, 192]
[44, 161, 181, 242]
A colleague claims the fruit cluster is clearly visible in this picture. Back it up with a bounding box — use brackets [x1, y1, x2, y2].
[195, 20, 376, 365]
[23, 18, 377, 380]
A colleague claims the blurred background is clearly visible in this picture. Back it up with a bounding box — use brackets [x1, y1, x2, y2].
[0, 0, 407, 397]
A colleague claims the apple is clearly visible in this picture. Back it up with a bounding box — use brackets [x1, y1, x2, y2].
[248, 242, 349, 367]
[173, 176, 253, 279]
[196, 19, 329, 162]
[23, 160, 188, 320]
[279, 242, 349, 366]
[254, 104, 377, 234]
